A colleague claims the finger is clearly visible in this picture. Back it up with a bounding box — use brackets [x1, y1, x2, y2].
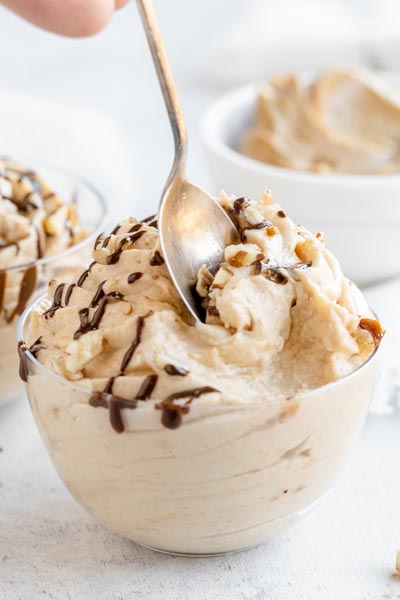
[1, 0, 128, 37]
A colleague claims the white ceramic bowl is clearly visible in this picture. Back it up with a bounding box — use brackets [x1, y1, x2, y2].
[201, 82, 400, 286]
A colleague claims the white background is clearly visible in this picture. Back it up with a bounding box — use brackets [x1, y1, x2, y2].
[0, 1, 400, 599]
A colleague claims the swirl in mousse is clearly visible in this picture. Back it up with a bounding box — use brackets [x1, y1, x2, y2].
[20, 191, 383, 554]
[0, 158, 91, 404]
[241, 68, 400, 174]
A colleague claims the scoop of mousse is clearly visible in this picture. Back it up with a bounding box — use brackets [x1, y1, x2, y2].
[25, 191, 383, 431]
[0, 158, 87, 324]
[241, 68, 400, 174]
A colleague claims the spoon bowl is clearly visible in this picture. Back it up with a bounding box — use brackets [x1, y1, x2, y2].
[159, 176, 239, 320]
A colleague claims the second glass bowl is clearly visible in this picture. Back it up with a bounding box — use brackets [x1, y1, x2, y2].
[0, 160, 107, 405]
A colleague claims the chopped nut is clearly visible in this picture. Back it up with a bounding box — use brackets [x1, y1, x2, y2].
[67, 203, 79, 228]
[196, 264, 214, 297]
[260, 189, 273, 205]
[225, 243, 264, 268]
[266, 225, 279, 237]
[295, 240, 313, 262]
[43, 205, 68, 237]
[219, 190, 236, 212]
[359, 318, 385, 346]
[211, 266, 232, 289]
[49, 357, 82, 381]
[64, 330, 103, 373]
[241, 205, 265, 226]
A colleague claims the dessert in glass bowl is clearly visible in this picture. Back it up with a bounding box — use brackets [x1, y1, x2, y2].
[19, 191, 383, 555]
[0, 157, 107, 404]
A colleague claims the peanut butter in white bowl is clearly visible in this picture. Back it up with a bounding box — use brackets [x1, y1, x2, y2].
[202, 68, 400, 285]
[241, 68, 400, 175]
[18, 191, 383, 555]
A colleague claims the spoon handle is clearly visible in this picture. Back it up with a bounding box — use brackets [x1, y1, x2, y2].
[136, 0, 187, 174]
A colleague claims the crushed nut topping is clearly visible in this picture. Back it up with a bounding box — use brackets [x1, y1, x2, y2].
[359, 318, 385, 346]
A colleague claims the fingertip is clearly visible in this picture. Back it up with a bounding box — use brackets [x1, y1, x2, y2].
[115, 0, 130, 9]
[65, 0, 115, 38]
[1, 0, 124, 38]
[66, 0, 130, 37]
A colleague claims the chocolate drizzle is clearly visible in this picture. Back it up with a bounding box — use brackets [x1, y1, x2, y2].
[89, 377, 137, 434]
[127, 272, 143, 284]
[225, 197, 250, 229]
[149, 250, 164, 266]
[94, 232, 104, 249]
[135, 374, 158, 400]
[156, 386, 218, 429]
[201, 296, 220, 318]
[0, 241, 20, 254]
[90, 382, 219, 432]
[29, 336, 45, 357]
[0, 271, 6, 313]
[233, 197, 250, 212]
[128, 223, 142, 234]
[3, 192, 39, 213]
[101, 235, 112, 248]
[33, 224, 43, 259]
[240, 220, 273, 242]
[106, 232, 145, 265]
[17, 341, 29, 382]
[89, 281, 107, 307]
[120, 315, 147, 373]
[43, 283, 66, 319]
[77, 262, 96, 287]
[7, 266, 38, 323]
[73, 292, 123, 340]
[164, 364, 189, 376]
[89, 373, 158, 433]
[64, 283, 76, 305]
[141, 214, 157, 224]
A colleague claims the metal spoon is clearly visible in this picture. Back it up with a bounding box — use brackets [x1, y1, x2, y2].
[136, 0, 239, 322]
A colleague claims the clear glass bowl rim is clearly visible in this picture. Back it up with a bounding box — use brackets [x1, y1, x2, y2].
[0, 158, 108, 274]
[17, 294, 381, 407]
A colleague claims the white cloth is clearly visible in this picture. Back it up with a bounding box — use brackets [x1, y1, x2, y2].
[0, 90, 135, 223]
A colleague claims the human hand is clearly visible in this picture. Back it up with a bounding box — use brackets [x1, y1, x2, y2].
[0, 0, 130, 37]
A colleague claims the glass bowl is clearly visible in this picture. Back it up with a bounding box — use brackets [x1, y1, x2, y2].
[18, 295, 380, 556]
[0, 160, 107, 405]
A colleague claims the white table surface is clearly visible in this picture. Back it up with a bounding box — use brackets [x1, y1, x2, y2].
[0, 1, 400, 598]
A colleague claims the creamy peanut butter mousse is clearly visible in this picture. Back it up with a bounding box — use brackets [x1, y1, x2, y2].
[22, 191, 383, 554]
[241, 68, 400, 174]
[0, 158, 86, 403]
